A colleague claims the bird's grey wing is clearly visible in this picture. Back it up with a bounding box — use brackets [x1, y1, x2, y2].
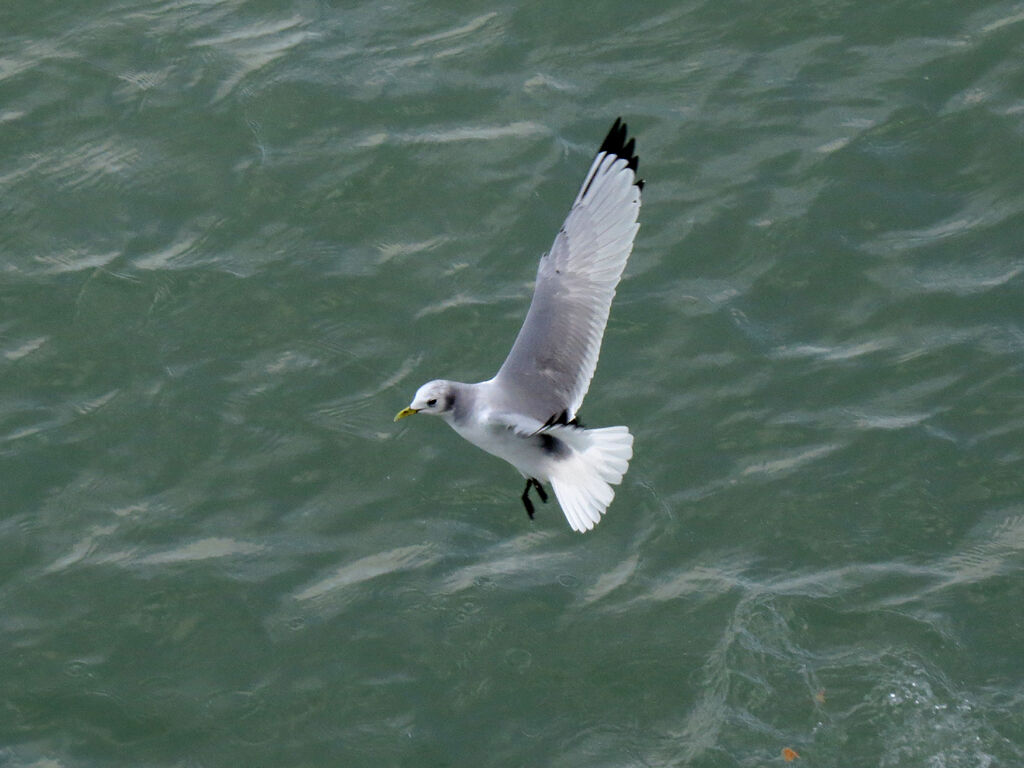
[493, 118, 643, 423]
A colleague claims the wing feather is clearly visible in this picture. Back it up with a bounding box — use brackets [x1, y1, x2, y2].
[493, 118, 643, 422]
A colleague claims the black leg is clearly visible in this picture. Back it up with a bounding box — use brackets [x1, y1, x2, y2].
[521, 480, 535, 519]
[531, 478, 548, 503]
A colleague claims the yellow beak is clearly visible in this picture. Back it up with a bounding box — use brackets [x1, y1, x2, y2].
[394, 407, 419, 422]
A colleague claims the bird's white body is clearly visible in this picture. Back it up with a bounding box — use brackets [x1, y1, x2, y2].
[443, 385, 634, 533]
[443, 381, 554, 480]
[397, 119, 643, 533]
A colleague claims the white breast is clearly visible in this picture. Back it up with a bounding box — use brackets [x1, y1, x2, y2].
[447, 413, 552, 481]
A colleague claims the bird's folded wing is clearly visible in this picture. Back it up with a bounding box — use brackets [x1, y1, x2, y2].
[486, 410, 547, 437]
[493, 118, 643, 424]
[487, 410, 589, 440]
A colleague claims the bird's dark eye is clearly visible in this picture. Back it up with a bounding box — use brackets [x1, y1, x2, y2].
[427, 398, 437, 407]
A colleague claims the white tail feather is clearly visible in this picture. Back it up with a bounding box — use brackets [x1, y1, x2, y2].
[547, 426, 633, 533]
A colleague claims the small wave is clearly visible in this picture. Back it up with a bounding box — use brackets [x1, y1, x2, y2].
[285, 545, 440, 621]
[740, 443, 841, 477]
[358, 121, 546, 149]
[137, 537, 264, 565]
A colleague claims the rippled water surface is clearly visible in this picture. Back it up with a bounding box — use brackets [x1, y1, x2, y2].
[3, 1, 1024, 765]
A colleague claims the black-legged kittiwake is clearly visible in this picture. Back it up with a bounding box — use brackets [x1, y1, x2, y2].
[395, 118, 643, 532]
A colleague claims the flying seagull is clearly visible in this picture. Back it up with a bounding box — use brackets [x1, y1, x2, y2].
[395, 118, 642, 532]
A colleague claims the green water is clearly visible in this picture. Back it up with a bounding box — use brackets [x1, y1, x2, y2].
[3, 1, 1024, 765]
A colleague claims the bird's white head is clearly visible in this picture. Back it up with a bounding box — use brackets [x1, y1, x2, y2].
[394, 380, 456, 422]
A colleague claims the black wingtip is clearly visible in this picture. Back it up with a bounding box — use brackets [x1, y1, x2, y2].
[540, 409, 584, 429]
[597, 116, 643, 188]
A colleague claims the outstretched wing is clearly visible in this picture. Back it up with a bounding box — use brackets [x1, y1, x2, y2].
[493, 117, 643, 423]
